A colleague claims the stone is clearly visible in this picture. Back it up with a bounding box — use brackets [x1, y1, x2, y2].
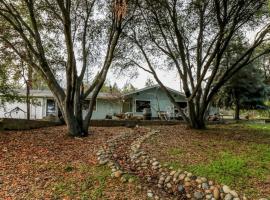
[184, 177, 191, 182]
[99, 159, 108, 165]
[187, 172, 193, 177]
[166, 183, 172, 188]
[205, 194, 213, 199]
[201, 177, 207, 182]
[154, 195, 159, 200]
[147, 192, 154, 198]
[152, 161, 159, 166]
[224, 194, 233, 200]
[196, 178, 203, 184]
[213, 188, 220, 199]
[165, 176, 171, 183]
[202, 182, 209, 190]
[233, 198, 240, 200]
[128, 178, 134, 183]
[229, 190, 238, 197]
[178, 185, 185, 193]
[179, 174, 186, 180]
[0, 178, 3, 184]
[184, 182, 191, 187]
[194, 191, 204, 199]
[114, 170, 122, 178]
[170, 171, 176, 176]
[205, 190, 212, 194]
[209, 180, 214, 186]
[222, 185, 231, 193]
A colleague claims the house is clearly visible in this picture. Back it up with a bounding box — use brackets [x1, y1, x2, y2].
[122, 85, 187, 119]
[0, 90, 122, 120]
[0, 85, 188, 120]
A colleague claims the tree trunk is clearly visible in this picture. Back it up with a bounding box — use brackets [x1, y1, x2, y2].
[26, 84, 30, 120]
[187, 101, 206, 129]
[234, 101, 240, 120]
[63, 106, 83, 137]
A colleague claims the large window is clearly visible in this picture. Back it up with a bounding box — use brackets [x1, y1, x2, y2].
[136, 100, 150, 112]
[46, 99, 56, 116]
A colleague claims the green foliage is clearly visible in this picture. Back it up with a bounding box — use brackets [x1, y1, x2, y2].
[100, 82, 121, 93]
[216, 65, 269, 110]
[145, 78, 155, 87]
[122, 83, 137, 93]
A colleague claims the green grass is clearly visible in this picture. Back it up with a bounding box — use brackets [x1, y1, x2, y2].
[188, 152, 253, 185]
[187, 146, 270, 197]
[52, 165, 111, 199]
[247, 123, 270, 133]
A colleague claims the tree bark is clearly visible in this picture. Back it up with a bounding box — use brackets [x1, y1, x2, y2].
[234, 100, 240, 120]
[188, 101, 206, 129]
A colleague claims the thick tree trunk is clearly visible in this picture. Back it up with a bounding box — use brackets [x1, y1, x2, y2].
[63, 106, 84, 137]
[187, 101, 206, 129]
[234, 101, 240, 120]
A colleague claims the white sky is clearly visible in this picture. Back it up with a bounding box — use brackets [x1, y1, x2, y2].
[107, 67, 182, 91]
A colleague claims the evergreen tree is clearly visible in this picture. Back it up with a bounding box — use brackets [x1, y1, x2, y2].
[216, 65, 269, 120]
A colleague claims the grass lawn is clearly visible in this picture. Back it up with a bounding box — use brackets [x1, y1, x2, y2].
[142, 123, 270, 199]
[0, 126, 146, 200]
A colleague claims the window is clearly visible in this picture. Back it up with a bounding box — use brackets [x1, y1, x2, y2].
[82, 100, 97, 111]
[46, 99, 56, 116]
[136, 100, 150, 112]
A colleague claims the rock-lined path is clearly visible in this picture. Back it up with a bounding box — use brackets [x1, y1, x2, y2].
[96, 127, 266, 200]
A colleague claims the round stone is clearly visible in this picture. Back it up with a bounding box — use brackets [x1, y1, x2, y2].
[202, 182, 209, 190]
[229, 190, 238, 197]
[165, 176, 171, 183]
[178, 185, 185, 193]
[224, 193, 233, 200]
[213, 187, 220, 199]
[201, 177, 207, 182]
[222, 185, 231, 193]
[194, 191, 204, 199]
[152, 161, 159, 166]
[147, 192, 154, 198]
[179, 174, 186, 180]
[166, 183, 172, 188]
[114, 170, 122, 178]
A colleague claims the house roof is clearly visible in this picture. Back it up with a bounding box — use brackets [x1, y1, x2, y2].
[122, 85, 185, 97]
[8, 85, 185, 100]
[13, 89, 121, 100]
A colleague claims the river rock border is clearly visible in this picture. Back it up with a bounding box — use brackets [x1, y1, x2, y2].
[97, 129, 266, 200]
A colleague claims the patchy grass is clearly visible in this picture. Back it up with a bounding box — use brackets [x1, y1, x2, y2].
[142, 124, 270, 199]
[247, 123, 270, 133]
[168, 147, 183, 156]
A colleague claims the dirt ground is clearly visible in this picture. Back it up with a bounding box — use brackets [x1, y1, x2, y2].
[0, 126, 147, 200]
[1, 124, 270, 199]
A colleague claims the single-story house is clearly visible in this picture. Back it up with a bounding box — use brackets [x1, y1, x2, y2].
[0, 85, 217, 120]
[0, 89, 122, 120]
